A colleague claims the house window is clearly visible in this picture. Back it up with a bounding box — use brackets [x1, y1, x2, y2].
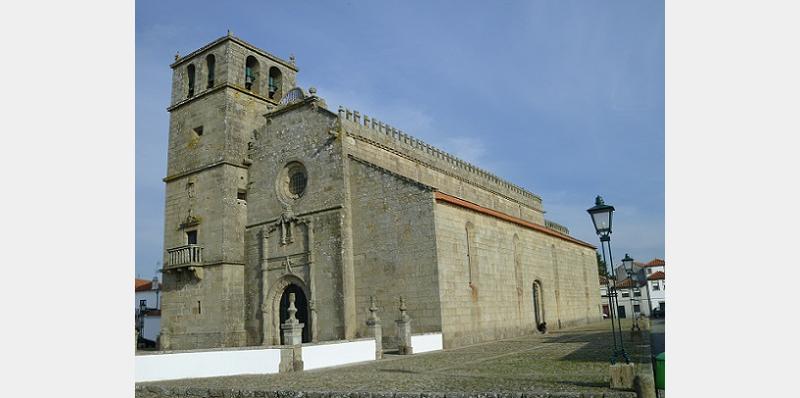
[187, 64, 196, 98]
[634, 289, 641, 297]
[187, 230, 198, 245]
[651, 282, 660, 291]
[206, 54, 215, 88]
[633, 304, 641, 313]
[621, 291, 630, 298]
[647, 268, 652, 274]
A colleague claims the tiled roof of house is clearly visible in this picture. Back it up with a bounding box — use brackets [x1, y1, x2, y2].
[643, 258, 665, 267]
[136, 279, 153, 292]
[616, 278, 639, 288]
[647, 271, 665, 280]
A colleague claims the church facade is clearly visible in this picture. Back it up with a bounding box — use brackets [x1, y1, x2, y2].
[159, 34, 602, 351]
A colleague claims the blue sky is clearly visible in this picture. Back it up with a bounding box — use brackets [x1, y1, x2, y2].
[136, 0, 664, 279]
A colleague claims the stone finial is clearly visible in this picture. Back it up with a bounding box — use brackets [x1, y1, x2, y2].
[227, 29, 232, 37]
[308, 87, 317, 96]
[398, 296, 409, 322]
[174, 51, 180, 61]
[289, 54, 296, 65]
[368, 296, 380, 323]
[287, 293, 299, 324]
[353, 110, 361, 123]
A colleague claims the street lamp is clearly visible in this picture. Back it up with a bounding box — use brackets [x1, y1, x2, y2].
[622, 253, 641, 334]
[138, 299, 147, 346]
[587, 195, 629, 364]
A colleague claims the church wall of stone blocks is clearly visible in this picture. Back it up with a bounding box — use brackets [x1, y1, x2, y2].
[159, 35, 602, 351]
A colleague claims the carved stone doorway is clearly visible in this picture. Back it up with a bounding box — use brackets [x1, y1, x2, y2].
[279, 284, 310, 344]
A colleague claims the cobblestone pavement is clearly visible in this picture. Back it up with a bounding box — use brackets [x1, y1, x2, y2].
[138, 320, 652, 397]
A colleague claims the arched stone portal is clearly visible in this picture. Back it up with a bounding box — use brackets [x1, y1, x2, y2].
[266, 276, 311, 345]
[279, 284, 310, 344]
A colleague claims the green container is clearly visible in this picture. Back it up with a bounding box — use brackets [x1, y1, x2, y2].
[654, 352, 665, 389]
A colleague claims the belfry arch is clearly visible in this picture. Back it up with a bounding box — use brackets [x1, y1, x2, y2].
[265, 275, 311, 345]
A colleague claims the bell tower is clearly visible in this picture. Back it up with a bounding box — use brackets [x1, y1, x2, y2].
[159, 33, 299, 350]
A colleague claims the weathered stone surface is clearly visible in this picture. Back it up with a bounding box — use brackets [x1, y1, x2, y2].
[609, 363, 636, 390]
[159, 35, 602, 353]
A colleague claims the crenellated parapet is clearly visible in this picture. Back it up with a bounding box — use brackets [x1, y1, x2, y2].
[544, 219, 570, 236]
[337, 106, 542, 212]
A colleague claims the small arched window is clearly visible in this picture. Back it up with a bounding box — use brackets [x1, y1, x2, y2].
[206, 54, 215, 88]
[187, 64, 196, 98]
[245, 56, 259, 93]
[268, 67, 282, 100]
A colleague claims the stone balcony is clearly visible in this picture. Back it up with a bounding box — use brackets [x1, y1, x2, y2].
[164, 245, 204, 277]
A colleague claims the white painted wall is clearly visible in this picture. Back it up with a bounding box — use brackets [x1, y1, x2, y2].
[142, 315, 161, 341]
[136, 290, 160, 310]
[411, 333, 443, 353]
[135, 347, 281, 382]
[646, 279, 665, 312]
[303, 339, 375, 370]
[136, 338, 379, 382]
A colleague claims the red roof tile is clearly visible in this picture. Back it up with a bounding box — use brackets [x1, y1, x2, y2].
[647, 271, 665, 280]
[135, 279, 153, 292]
[435, 192, 596, 249]
[644, 258, 665, 267]
[615, 278, 638, 288]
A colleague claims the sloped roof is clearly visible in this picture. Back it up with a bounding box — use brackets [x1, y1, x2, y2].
[647, 271, 665, 280]
[135, 279, 153, 292]
[616, 278, 639, 288]
[644, 258, 665, 267]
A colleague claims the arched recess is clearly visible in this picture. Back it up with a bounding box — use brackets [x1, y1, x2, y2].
[268, 66, 282, 100]
[265, 275, 311, 345]
[245, 56, 260, 93]
[465, 222, 478, 294]
[205, 54, 215, 88]
[532, 280, 545, 329]
[186, 64, 196, 98]
[513, 234, 523, 297]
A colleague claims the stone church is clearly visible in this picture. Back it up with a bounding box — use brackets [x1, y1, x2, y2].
[159, 34, 602, 351]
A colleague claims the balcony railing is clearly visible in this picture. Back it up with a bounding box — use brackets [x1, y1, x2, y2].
[165, 244, 203, 269]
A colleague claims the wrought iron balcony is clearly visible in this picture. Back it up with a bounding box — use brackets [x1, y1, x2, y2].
[165, 244, 204, 270]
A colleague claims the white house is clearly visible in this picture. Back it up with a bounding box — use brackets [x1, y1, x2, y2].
[135, 277, 161, 343]
[645, 270, 665, 315]
[600, 258, 665, 319]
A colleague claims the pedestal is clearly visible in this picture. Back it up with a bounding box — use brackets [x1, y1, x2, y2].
[610, 362, 636, 390]
[368, 321, 383, 359]
[395, 319, 413, 355]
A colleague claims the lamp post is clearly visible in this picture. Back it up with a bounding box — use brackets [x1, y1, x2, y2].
[138, 299, 147, 345]
[587, 195, 629, 364]
[622, 253, 641, 334]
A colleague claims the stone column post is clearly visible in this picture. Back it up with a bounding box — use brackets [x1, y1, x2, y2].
[395, 297, 413, 355]
[366, 296, 383, 359]
[260, 227, 271, 345]
[279, 293, 304, 373]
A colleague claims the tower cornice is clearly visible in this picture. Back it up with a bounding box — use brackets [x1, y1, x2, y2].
[166, 83, 279, 112]
[171, 34, 299, 73]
